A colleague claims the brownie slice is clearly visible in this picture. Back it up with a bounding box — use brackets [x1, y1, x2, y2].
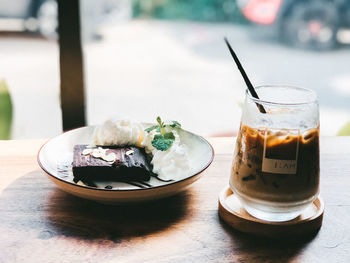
[72, 145, 152, 187]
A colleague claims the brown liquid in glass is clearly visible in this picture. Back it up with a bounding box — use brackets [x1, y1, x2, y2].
[230, 124, 320, 203]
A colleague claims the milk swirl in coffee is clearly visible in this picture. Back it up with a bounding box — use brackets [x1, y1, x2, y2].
[230, 124, 320, 204]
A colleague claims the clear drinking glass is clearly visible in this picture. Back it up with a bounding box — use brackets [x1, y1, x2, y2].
[230, 86, 320, 222]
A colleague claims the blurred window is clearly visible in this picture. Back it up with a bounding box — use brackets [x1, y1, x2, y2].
[1, 0, 349, 139]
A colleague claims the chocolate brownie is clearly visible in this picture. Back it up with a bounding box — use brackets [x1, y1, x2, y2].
[72, 145, 152, 187]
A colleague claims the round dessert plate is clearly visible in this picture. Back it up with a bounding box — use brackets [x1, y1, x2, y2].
[218, 186, 324, 238]
[38, 125, 214, 204]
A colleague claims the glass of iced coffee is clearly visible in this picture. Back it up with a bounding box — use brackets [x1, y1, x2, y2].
[230, 86, 320, 222]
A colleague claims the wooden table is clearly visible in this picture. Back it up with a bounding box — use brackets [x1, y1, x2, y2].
[0, 137, 350, 263]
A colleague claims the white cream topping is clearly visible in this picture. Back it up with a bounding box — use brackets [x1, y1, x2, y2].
[93, 119, 191, 181]
[151, 143, 190, 181]
[93, 119, 143, 146]
[143, 128, 190, 181]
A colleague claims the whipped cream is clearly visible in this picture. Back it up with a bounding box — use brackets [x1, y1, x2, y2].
[93, 118, 191, 181]
[143, 128, 190, 181]
[151, 144, 190, 181]
[93, 119, 144, 147]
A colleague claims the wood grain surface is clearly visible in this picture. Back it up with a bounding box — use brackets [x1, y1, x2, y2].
[0, 137, 350, 263]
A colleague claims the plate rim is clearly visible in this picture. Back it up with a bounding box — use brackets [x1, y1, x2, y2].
[37, 125, 215, 192]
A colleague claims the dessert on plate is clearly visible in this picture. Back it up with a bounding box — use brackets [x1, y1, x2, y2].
[71, 117, 191, 188]
[72, 145, 152, 187]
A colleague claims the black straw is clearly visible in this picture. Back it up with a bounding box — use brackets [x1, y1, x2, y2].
[224, 37, 266, 114]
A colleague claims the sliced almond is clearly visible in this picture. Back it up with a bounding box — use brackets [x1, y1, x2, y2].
[126, 150, 134, 156]
[82, 148, 93, 155]
[100, 148, 108, 155]
[92, 149, 102, 158]
[104, 152, 117, 162]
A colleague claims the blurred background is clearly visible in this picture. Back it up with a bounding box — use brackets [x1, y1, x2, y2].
[1, 0, 350, 139]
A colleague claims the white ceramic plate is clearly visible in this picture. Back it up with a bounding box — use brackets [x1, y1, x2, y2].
[38, 125, 214, 204]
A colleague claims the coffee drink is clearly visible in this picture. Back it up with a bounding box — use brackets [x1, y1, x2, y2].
[230, 124, 319, 204]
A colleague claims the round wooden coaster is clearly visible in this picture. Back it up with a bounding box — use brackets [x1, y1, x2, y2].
[218, 186, 324, 238]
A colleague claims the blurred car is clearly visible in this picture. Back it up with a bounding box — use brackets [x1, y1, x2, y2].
[0, 0, 132, 40]
[0, 0, 58, 38]
[237, 0, 350, 50]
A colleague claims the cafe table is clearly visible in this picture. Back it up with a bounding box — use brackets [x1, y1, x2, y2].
[0, 136, 350, 262]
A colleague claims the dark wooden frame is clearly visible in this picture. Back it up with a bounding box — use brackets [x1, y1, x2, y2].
[58, 0, 86, 131]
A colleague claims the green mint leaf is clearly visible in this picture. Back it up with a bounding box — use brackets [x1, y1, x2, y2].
[156, 116, 166, 135]
[163, 132, 175, 140]
[147, 117, 181, 148]
[168, 120, 181, 128]
[152, 134, 174, 151]
[145, 125, 159, 133]
[153, 134, 163, 141]
[152, 138, 174, 151]
[156, 116, 163, 127]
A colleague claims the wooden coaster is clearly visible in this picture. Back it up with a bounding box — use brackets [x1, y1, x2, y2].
[218, 186, 324, 238]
